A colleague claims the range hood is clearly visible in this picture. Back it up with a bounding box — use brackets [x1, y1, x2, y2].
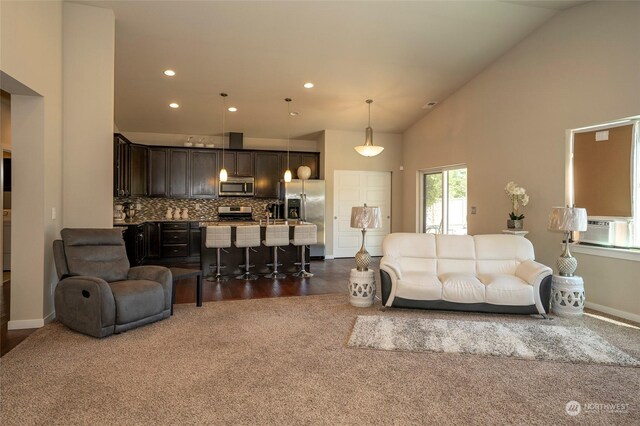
[229, 132, 243, 149]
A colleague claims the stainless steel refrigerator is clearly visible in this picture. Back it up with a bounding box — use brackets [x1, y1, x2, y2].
[282, 179, 326, 259]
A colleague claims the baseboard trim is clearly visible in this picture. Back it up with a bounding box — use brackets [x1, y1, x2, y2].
[585, 301, 640, 324]
[324, 255, 335, 260]
[8, 318, 45, 330]
[44, 310, 56, 324]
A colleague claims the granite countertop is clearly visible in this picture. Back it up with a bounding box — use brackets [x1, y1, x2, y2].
[114, 218, 305, 227]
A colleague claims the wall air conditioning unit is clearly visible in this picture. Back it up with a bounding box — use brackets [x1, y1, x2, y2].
[579, 218, 631, 247]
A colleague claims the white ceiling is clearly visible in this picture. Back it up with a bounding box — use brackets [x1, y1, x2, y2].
[78, 1, 586, 140]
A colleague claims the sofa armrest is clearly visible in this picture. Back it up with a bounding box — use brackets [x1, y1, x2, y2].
[516, 260, 552, 285]
[380, 256, 402, 307]
[54, 276, 116, 337]
[380, 256, 401, 280]
[516, 260, 553, 316]
[128, 266, 173, 310]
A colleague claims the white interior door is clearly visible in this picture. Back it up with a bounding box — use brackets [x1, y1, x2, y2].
[333, 170, 391, 258]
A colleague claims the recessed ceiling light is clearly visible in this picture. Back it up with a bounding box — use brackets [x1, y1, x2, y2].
[169, 102, 179, 108]
[164, 69, 176, 76]
[228, 107, 237, 112]
[303, 82, 314, 89]
[290, 111, 299, 116]
[421, 101, 438, 109]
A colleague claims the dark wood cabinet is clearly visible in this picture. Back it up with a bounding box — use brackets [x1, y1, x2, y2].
[161, 222, 189, 257]
[114, 133, 320, 200]
[130, 144, 148, 197]
[254, 152, 281, 198]
[148, 148, 168, 197]
[189, 222, 201, 257]
[123, 224, 146, 265]
[190, 150, 218, 198]
[169, 150, 189, 198]
[280, 152, 320, 179]
[222, 151, 254, 177]
[114, 135, 130, 197]
[146, 222, 161, 259]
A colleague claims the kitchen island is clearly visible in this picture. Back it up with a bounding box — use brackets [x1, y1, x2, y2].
[199, 221, 310, 278]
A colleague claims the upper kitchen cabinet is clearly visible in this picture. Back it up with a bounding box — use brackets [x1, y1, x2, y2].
[129, 144, 148, 197]
[113, 134, 131, 197]
[254, 152, 280, 198]
[148, 148, 168, 197]
[169, 149, 190, 198]
[222, 151, 254, 177]
[279, 152, 320, 179]
[190, 149, 218, 198]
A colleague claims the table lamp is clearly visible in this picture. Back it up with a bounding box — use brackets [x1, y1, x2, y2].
[548, 206, 588, 276]
[350, 204, 382, 271]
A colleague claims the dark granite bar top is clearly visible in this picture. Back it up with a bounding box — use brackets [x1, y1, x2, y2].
[114, 218, 306, 227]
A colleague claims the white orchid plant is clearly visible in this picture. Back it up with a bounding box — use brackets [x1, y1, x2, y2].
[505, 181, 529, 220]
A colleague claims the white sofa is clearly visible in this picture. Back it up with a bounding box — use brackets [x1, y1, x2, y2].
[379, 233, 553, 316]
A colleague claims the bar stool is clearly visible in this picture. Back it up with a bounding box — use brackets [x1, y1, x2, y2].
[291, 224, 317, 278]
[235, 225, 261, 281]
[263, 224, 290, 279]
[205, 225, 231, 282]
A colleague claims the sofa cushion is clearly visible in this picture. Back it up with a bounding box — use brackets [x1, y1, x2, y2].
[398, 258, 437, 275]
[436, 235, 475, 259]
[109, 280, 165, 325]
[396, 272, 442, 301]
[474, 235, 534, 262]
[480, 274, 534, 306]
[382, 233, 436, 259]
[440, 273, 485, 303]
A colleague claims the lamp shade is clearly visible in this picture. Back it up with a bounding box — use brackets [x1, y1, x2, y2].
[548, 207, 588, 232]
[350, 205, 382, 229]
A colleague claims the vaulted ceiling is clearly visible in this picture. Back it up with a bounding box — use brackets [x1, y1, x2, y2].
[79, 1, 586, 139]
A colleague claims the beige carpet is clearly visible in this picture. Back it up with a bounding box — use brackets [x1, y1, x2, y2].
[1, 294, 639, 425]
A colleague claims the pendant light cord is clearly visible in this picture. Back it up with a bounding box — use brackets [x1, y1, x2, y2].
[221, 93, 227, 168]
[285, 98, 292, 169]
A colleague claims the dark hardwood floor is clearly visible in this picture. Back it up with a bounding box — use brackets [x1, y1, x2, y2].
[0, 257, 374, 357]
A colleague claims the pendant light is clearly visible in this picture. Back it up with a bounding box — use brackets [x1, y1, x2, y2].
[219, 93, 228, 182]
[354, 99, 384, 157]
[284, 98, 292, 183]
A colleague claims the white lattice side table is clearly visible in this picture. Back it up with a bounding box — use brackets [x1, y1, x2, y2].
[349, 269, 376, 307]
[551, 275, 585, 317]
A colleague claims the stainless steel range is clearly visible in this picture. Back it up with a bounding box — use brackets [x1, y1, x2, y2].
[217, 206, 254, 222]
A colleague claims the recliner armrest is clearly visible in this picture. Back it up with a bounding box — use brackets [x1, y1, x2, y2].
[128, 266, 173, 309]
[54, 276, 116, 337]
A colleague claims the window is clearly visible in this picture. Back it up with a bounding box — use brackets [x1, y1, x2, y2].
[420, 166, 467, 235]
[570, 117, 639, 248]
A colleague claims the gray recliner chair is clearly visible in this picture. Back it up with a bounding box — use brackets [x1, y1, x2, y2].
[53, 228, 172, 338]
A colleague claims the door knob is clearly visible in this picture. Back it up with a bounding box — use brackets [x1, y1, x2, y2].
[334, 216, 337, 220]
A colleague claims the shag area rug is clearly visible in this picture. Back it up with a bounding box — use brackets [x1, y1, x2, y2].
[348, 316, 640, 367]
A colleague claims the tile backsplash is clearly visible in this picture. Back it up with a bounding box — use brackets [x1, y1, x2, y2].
[114, 197, 281, 221]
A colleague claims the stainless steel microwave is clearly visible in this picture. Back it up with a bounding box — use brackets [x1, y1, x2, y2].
[219, 177, 254, 197]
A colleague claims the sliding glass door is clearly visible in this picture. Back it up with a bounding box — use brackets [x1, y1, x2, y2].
[422, 167, 467, 235]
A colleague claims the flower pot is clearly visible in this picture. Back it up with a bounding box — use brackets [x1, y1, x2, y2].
[507, 219, 523, 230]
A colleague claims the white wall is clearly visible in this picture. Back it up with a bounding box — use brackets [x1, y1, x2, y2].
[62, 3, 114, 227]
[0, 1, 115, 327]
[1, 0, 63, 327]
[402, 2, 640, 319]
[122, 131, 318, 152]
[322, 129, 403, 257]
